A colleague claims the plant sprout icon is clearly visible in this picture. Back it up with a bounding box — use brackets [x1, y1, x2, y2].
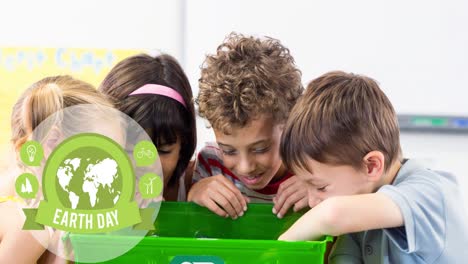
[27, 145, 37, 162]
[144, 177, 158, 195]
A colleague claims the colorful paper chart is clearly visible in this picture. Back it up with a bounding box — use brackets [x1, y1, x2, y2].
[0, 47, 140, 157]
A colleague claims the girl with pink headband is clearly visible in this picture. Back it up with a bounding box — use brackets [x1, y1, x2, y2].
[99, 54, 196, 201]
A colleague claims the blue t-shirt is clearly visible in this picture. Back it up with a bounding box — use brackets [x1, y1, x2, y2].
[329, 159, 468, 264]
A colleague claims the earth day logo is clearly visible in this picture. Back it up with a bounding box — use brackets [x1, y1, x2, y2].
[20, 134, 161, 233]
[13, 104, 164, 262]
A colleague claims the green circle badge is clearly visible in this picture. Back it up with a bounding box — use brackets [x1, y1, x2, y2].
[20, 140, 44, 166]
[15, 173, 39, 199]
[133, 140, 158, 166]
[28, 133, 153, 234]
[139, 173, 163, 199]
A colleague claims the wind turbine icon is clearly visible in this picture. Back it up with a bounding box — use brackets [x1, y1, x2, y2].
[144, 177, 158, 194]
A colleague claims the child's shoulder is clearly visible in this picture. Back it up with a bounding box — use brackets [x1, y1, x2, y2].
[194, 143, 225, 178]
[198, 142, 223, 160]
[375, 159, 467, 263]
[377, 159, 461, 225]
[393, 159, 458, 189]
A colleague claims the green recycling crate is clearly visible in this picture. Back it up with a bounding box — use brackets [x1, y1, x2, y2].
[70, 202, 332, 264]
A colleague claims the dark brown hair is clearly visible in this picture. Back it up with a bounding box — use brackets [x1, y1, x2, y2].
[196, 32, 303, 133]
[280, 71, 402, 172]
[99, 54, 196, 186]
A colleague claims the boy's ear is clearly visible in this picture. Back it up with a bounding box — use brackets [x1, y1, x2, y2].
[362, 151, 385, 182]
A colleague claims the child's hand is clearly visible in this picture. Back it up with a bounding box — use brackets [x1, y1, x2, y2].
[273, 176, 309, 218]
[187, 175, 249, 219]
[277, 201, 327, 242]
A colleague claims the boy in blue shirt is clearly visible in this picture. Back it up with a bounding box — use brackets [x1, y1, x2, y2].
[278, 71, 468, 263]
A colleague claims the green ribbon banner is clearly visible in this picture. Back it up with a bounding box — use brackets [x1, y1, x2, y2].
[23, 201, 155, 233]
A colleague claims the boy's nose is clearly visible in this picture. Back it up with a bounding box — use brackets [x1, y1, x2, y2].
[237, 155, 256, 175]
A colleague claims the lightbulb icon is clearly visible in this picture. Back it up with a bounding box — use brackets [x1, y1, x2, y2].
[27, 145, 37, 162]
[21, 141, 43, 166]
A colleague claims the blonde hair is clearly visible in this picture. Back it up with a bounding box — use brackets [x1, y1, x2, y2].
[11, 75, 113, 152]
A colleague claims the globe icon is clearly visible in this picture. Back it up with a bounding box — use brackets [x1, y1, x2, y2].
[55, 147, 123, 210]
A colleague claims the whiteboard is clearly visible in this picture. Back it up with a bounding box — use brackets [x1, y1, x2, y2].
[185, 0, 468, 116]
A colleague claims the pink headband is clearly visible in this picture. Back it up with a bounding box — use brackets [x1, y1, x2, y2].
[128, 84, 187, 108]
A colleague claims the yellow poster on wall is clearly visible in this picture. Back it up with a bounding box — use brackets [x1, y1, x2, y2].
[0, 47, 140, 158]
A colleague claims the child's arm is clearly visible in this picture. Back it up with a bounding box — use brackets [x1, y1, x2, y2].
[0, 204, 47, 263]
[278, 193, 403, 241]
[0, 228, 47, 263]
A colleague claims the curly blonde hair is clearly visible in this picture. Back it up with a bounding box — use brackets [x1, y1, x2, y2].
[197, 33, 303, 133]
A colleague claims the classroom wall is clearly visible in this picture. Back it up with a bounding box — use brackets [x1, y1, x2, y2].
[185, 0, 468, 116]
